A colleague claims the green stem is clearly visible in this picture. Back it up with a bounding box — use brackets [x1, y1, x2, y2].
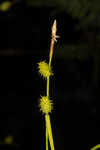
[47, 76, 49, 98]
[46, 122, 48, 150]
[47, 60, 51, 98]
[45, 114, 55, 150]
[49, 58, 51, 68]
[45, 60, 51, 150]
[91, 144, 100, 150]
[45, 54, 54, 150]
[46, 77, 49, 150]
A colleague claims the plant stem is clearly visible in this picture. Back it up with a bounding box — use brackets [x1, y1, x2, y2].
[47, 58, 51, 98]
[46, 122, 48, 150]
[47, 76, 49, 98]
[46, 63, 50, 150]
[45, 114, 55, 150]
[91, 144, 100, 150]
[49, 39, 54, 65]
[45, 20, 56, 150]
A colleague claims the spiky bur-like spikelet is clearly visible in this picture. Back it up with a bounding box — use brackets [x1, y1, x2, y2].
[39, 96, 53, 114]
[38, 61, 53, 78]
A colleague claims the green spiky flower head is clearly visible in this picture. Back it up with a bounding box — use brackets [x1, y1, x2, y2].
[39, 96, 53, 114]
[38, 61, 53, 78]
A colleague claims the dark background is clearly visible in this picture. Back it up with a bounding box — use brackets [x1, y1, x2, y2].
[0, 0, 99, 150]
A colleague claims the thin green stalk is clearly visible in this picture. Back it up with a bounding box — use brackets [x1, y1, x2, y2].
[46, 62, 50, 150]
[46, 57, 53, 150]
[47, 60, 51, 98]
[91, 144, 100, 150]
[45, 114, 55, 150]
[45, 19, 57, 150]
[47, 76, 50, 98]
[46, 122, 48, 150]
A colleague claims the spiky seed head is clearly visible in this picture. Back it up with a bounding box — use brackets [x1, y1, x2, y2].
[39, 96, 53, 114]
[38, 61, 53, 78]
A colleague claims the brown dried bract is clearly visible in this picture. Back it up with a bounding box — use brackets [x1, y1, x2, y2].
[51, 20, 60, 42]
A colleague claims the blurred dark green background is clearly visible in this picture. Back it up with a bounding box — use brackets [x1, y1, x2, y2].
[0, 0, 99, 150]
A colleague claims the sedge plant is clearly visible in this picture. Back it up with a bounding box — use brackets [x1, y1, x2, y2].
[37, 20, 100, 150]
[38, 20, 59, 150]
